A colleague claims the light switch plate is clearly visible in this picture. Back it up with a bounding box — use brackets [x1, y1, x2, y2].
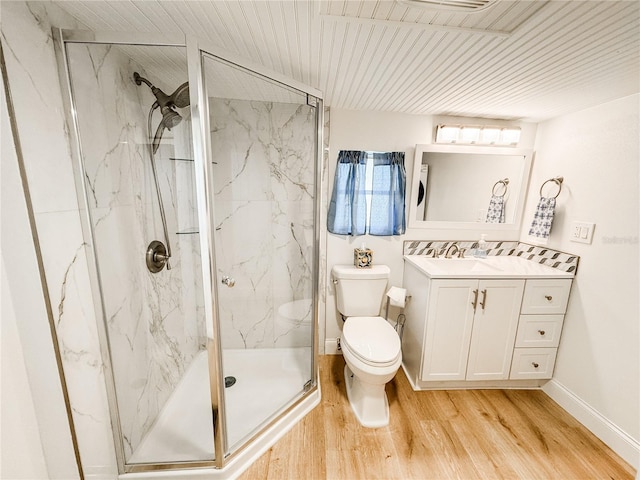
[570, 221, 595, 244]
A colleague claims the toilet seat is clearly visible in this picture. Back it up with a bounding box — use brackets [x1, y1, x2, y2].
[342, 316, 401, 367]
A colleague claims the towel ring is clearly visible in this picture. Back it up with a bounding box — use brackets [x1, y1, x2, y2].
[539, 176, 563, 199]
[492, 178, 509, 197]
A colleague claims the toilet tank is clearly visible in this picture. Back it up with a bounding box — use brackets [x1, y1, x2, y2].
[332, 265, 390, 317]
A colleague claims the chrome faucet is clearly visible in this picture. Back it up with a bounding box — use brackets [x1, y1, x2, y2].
[444, 243, 460, 259]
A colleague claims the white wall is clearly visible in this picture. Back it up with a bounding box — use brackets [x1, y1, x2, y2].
[324, 102, 639, 467]
[1, 262, 49, 480]
[324, 109, 536, 350]
[1, 55, 79, 479]
[523, 94, 639, 467]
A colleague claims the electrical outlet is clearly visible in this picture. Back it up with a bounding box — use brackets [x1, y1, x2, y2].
[570, 221, 595, 244]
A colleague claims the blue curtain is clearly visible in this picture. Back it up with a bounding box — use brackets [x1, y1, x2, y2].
[327, 150, 405, 236]
[327, 151, 367, 235]
[369, 152, 406, 235]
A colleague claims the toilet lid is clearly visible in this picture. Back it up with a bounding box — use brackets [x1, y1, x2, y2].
[342, 317, 401, 366]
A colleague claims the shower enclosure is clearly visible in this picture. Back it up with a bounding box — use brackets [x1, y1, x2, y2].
[54, 30, 321, 473]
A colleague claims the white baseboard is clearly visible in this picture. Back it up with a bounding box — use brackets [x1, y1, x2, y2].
[324, 338, 341, 355]
[543, 379, 640, 470]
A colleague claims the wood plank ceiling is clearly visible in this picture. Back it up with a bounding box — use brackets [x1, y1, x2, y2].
[54, 0, 640, 122]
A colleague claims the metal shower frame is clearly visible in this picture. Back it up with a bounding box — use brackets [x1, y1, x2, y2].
[53, 28, 322, 474]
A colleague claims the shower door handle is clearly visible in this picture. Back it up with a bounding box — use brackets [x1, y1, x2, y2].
[221, 276, 235, 287]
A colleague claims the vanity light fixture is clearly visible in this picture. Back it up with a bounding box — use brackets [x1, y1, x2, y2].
[460, 126, 481, 144]
[435, 124, 521, 146]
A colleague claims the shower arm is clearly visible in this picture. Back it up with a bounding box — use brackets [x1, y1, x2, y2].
[147, 105, 172, 269]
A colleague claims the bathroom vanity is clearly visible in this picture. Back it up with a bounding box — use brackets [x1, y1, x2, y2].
[401, 254, 574, 390]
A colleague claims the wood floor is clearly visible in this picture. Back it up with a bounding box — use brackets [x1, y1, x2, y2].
[239, 355, 635, 480]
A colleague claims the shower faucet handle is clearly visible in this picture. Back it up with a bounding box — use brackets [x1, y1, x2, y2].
[221, 275, 236, 287]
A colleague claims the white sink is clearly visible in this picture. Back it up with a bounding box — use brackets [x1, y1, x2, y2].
[404, 255, 574, 279]
[407, 257, 503, 276]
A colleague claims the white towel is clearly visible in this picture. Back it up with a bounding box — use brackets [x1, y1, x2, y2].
[528, 196, 556, 242]
[486, 195, 505, 223]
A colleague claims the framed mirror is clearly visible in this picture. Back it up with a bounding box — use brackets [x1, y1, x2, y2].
[408, 144, 533, 231]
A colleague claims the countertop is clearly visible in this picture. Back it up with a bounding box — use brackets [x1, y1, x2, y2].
[404, 255, 575, 279]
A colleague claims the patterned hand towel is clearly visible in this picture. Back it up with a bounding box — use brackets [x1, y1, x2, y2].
[486, 195, 505, 223]
[528, 196, 556, 240]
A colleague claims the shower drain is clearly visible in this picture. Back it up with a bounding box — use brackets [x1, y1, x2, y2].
[224, 376, 236, 388]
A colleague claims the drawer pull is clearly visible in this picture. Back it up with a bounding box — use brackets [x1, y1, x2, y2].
[472, 289, 479, 311]
[538, 330, 546, 336]
[479, 289, 487, 311]
[545, 295, 553, 301]
[532, 362, 540, 368]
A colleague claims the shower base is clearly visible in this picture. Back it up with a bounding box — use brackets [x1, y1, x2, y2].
[129, 347, 312, 465]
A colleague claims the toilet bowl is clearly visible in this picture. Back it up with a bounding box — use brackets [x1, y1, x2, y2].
[341, 316, 402, 428]
[331, 264, 402, 428]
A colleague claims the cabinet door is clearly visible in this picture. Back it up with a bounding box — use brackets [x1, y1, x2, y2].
[421, 279, 476, 381]
[466, 279, 525, 381]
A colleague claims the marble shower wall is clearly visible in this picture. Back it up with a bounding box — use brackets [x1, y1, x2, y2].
[210, 99, 316, 349]
[65, 43, 204, 459]
[1, 2, 118, 477]
[3, 4, 325, 475]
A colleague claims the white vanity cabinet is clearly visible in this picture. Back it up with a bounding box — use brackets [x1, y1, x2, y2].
[401, 255, 574, 389]
[421, 279, 524, 382]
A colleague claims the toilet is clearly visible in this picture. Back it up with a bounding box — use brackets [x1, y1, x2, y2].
[332, 264, 402, 428]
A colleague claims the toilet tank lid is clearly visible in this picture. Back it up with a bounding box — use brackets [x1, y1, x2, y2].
[332, 264, 390, 279]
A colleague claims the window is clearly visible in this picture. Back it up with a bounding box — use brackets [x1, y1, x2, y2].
[327, 150, 406, 236]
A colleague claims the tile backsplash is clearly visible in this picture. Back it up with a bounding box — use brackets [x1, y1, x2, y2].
[403, 240, 579, 274]
[514, 243, 579, 274]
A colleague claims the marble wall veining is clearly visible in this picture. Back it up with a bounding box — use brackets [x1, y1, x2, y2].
[210, 98, 317, 349]
[65, 42, 205, 458]
[1, 2, 119, 477]
[3, 2, 324, 475]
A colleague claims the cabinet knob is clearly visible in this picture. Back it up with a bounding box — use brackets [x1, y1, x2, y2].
[538, 329, 546, 336]
[532, 362, 540, 368]
[544, 295, 553, 301]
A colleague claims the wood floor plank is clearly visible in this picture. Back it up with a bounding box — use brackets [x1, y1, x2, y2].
[239, 355, 635, 480]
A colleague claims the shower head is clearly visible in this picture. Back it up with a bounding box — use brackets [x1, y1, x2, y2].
[171, 82, 190, 108]
[149, 106, 184, 154]
[160, 105, 182, 129]
[134, 72, 190, 123]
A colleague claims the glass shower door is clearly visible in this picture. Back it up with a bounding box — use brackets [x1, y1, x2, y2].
[58, 30, 321, 472]
[62, 40, 213, 468]
[199, 51, 318, 454]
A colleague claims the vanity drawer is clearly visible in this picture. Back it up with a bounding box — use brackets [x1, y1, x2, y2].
[515, 315, 564, 348]
[509, 348, 557, 379]
[521, 279, 572, 315]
